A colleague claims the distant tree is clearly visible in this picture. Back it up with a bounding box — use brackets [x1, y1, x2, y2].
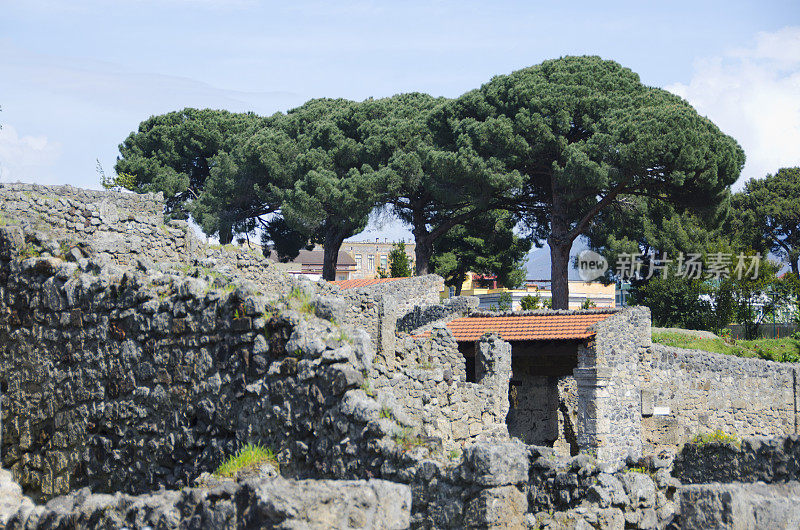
[450, 56, 744, 308]
[115, 108, 271, 243]
[190, 126, 300, 251]
[628, 270, 714, 329]
[374, 93, 522, 275]
[432, 209, 531, 295]
[731, 167, 800, 275]
[277, 98, 386, 281]
[388, 241, 412, 277]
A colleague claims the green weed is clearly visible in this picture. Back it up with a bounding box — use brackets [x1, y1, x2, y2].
[691, 429, 740, 447]
[214, 443, 277, 478]
[392, 427, 425, 451]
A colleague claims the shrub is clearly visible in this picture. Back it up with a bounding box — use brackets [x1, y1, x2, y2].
[690, 429, 739, 447]
[520, 294, 541, 310]
[498, 292, 513, 311]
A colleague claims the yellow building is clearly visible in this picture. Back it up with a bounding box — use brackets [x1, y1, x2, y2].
[445, 273, 615, 310]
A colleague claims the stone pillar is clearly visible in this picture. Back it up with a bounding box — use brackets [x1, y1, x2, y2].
[573, 367, 614, 460]
[377, 295, 397, 370]
[476, 334, 512, 388]
[476, 334, 512, 424]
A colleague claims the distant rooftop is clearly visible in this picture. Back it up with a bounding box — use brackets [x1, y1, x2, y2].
[267, 249, 356, 267]
[330, 277, 405, 289]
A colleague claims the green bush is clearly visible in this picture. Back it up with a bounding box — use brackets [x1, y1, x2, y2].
[498, 292, 512, 311]
[520, 294, 541, 310]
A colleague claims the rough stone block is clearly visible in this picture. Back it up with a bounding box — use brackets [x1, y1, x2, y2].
[464, 485, 526, 529]
[679, 482, 800, 530]
[465, 441, 529, 486]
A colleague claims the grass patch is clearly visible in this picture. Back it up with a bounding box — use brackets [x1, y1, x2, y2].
[690, 429, 740, 447]
[360, 376, 376, 398]
[285, 287, 315, 314]
[393, 427, 426, 451]
[337, 328, 352, 344]
[379, 406, 394, 420]
[625, 466, 654, 477]
[21, 244, 41, 258]
[214, 443, 277, 478]
[448, 449, 461, 460]
[652, 331, 800, 363]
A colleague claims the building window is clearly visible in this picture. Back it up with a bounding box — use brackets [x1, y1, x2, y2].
[355, 254, 362, 269]
[368, 255, 374, 271]
[380, 255, 387, 270]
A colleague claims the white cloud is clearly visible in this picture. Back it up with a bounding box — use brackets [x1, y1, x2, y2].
[0, 124, 63, 184]
[667, 26, 800, 187]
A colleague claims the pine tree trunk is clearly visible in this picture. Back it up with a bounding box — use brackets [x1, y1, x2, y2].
[414, 237, 433, 275]
[549, 240, 571, 309]
[322, 224, 346, 282]
[549, 194, 573, 310]
[218, 223, 233, 245]
[412, 206, 434, 275]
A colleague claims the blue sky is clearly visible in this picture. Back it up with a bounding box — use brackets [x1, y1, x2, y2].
[1, 0, 799, 274]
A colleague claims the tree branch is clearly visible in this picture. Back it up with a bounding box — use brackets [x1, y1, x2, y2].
[567, 181, 630, 241]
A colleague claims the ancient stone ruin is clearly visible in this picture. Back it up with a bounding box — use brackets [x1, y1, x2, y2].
[1, 182, 800, 529]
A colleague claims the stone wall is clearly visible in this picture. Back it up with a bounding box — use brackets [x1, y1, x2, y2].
[349, 275, 444, 316]
[671, 436, 800, 529]
[396, 295, 478, 334]
[371, 329, 511, 449]
[673, 436, 800, 484]
[0, 182, 200, 266]
[316, 275, 445, 365]
[574, 307, 650, 463]
[0, 227, 391, 501]
[5, 474, 412, 529]
[0, 183, 293, 298]
[642, 344, 799, 451]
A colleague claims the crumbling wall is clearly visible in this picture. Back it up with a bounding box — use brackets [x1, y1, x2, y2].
[0, 183, 293, 298]
[0, 227, 392, 501]
[370, 330, 511, 449]
[642, 344, 799, 451]
[349, 275, 444, 316]
[0, 182, 199, 265]
[4, 475, 412, 530]
[317, 275, 446, 364]
[396, 295, 478, 334]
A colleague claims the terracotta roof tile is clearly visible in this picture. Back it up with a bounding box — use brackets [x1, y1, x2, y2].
[330, 277, 406, 289]
[443, 313, 615, 341]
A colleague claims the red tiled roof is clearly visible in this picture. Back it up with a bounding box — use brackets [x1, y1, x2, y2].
[444, 312, 615, 341]
[330, 277, 406, 289]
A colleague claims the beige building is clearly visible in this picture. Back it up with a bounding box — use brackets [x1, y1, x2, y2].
[447, 273, 616, 310]
[266, 249, 356, 282]
[342, 239, 416, 280]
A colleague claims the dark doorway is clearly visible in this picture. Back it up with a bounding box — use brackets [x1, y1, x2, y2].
[505, 340, 580, 455]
